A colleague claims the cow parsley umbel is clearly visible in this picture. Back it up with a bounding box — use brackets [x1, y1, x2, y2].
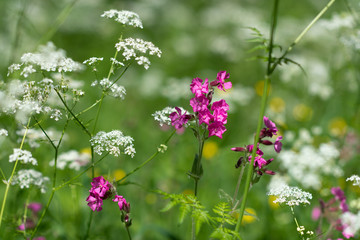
[101, 10, 143, 29]
[90, 130, 135, 158]
[9, 149, 37, 165]
[268, 185, 312, 206]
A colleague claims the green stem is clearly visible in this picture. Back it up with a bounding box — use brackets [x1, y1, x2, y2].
[126, 226, 132, 240]
[269, 0, 337, 74]
[37, 0, 78, 45]
[117, 130, 176, 184]
[232, 164, 245, 209]
[234, 0, 279, 234]
[0, 117, 31, 228]
[83, 211, 93, 240]
[55, 88, 91, 137]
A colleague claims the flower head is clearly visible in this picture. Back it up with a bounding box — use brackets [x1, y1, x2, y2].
[211, 71, 232, 91]
[268, 185, 312, 206]
[208, 121, 226, 139]
[169, 107, 191, 129]
[190, 77, 209, 97]
[113, 195, 130, 212]
[101, 10, 143, 28]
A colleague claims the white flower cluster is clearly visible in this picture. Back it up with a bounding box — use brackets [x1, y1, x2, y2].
[83, 57, 103, 66]
[11, 169, 49, 193]
[115, 38, 162, 69]
[278, 141, 342, 190]
[101, 9, 143, 29]
[8, 42, 83, 76]
[91, 78, 126, 100]
[341, 211, 360, 238]
[347, 175, 360, 187]
[9, 148, 37, 165]
[0, 129, 8, 136]
[49, 150, 90, 171]
[268, 185, 312, 206]
[16, 128, 64, 148]
[157, 144, 168, 153]
[152, 106, 190, 127]
[90, 130, 135, 158]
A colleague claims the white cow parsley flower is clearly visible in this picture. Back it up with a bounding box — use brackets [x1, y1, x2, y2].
[347, 175, 360, 187]
[101, 9, 143, 29]
[91, 78, 126, 100]
[9, 148, 37, 165]
[11, 169, 49, 193]
[152, 106, 190, 127]
[90, 130, 135, 158]
[268, 185, 312, 206]
[49, 150, 90, 171]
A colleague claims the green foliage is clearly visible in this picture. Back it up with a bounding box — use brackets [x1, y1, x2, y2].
[158, 191, 240, 239]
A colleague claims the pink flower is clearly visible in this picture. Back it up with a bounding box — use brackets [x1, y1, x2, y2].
[27, 202, 42, 213]
[213, 109, 228, 124]
[86, 194, 103, 211]
[208, 121, 226, 138]
[91, 176, 111, 198]
[169, 107, 191, 129]
[211, 71, 232, 91]
[261, 116, 278, 138]
[274, 136, 283, 153]
[211, 99, 229, 112]
[113, 195, 130, 212]
[190, 77, 209, 97]
[312, 207, 321, 220]
[18, 219, 35, 230]
[190, 95, 209, 112]
[198, 109, 213, 125]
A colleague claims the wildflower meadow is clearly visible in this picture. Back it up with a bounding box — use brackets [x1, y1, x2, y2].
[1, 0, 360, 239]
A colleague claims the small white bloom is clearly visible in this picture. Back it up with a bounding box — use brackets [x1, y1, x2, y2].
[157, 144, 168, 153]
[83, 57, 103, 66]
[268, 185, 312, 206]
[152, 106, 189, 127]
[9, 148, 37, 165]
[90, 130, 135, 158]
[11, 169, 49, 193]
[347, 175, 360, 187]
[0, 129, 8, 136]
[49, 150, 91, 171]
[7, 64, 22, 76]
[91, 78, 126, 99]
[101, 9, 143, 29]
[110, 57, 125, 67]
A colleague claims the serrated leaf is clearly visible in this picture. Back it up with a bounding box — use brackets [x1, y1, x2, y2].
[161, 200, 178, 212]
[178, 204, 191, 224]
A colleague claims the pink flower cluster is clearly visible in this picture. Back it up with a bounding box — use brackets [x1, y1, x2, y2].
[231, 116, 282, 175]
[17, 202, 45, 240]
[86, 176, 130, 216]
[312, 187, 351, 239]
[170, 71, 232, 139]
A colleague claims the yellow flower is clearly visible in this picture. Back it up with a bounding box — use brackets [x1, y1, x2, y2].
[241, 208, 257, 224]
[255, 80, 271, 96]
[111, 169, 126, 182]
[328, 117, 347, 137]
[268, 195, 280, 209]
[203, 141, 219, 160]
[80, 147, 92, 155]
[293, 104, 313, 122]
[269, 97, 285, 113]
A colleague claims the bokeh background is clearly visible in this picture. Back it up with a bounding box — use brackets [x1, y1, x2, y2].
[0, 0, 360, 239]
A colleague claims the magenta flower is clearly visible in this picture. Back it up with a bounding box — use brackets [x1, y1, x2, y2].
[18, 219, 35, 230]
[91, 176, 111, 198]
[169, 107, 191, 129]
[262, 116, 278, 137]
[190, 95, 209, 112]
[274, 136, 283, 153]
[190, 77, 209, 97]
[198, 109, 213, 125]
[211, 71, 232, 91]
[27, 202, 42, 213]
[211, 99, 230, 112]
[331, 187, 349, 213]
[208, 121, 226, 138]
[213, 109, 228, 124]
[86, 194, 103, 211]
[113, 195, 130, 212]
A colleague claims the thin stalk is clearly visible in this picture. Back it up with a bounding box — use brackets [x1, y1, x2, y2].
[0, 117, 31, 228]
[234, 0, 279, 233]
[31, 119, 69, 239]
[126, 226, 132, 240]
[83, 212, 93, 240]
[269, 0, 337, 74]
[37, 0, 78, 45]
[22, 194, 30, 237]
[117, 130, 176, 184]
[232, 165, 245, 209]
[54, 88, 91, 137]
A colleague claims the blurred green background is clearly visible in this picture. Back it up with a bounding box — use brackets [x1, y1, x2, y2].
[0, 0, 360, 239]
